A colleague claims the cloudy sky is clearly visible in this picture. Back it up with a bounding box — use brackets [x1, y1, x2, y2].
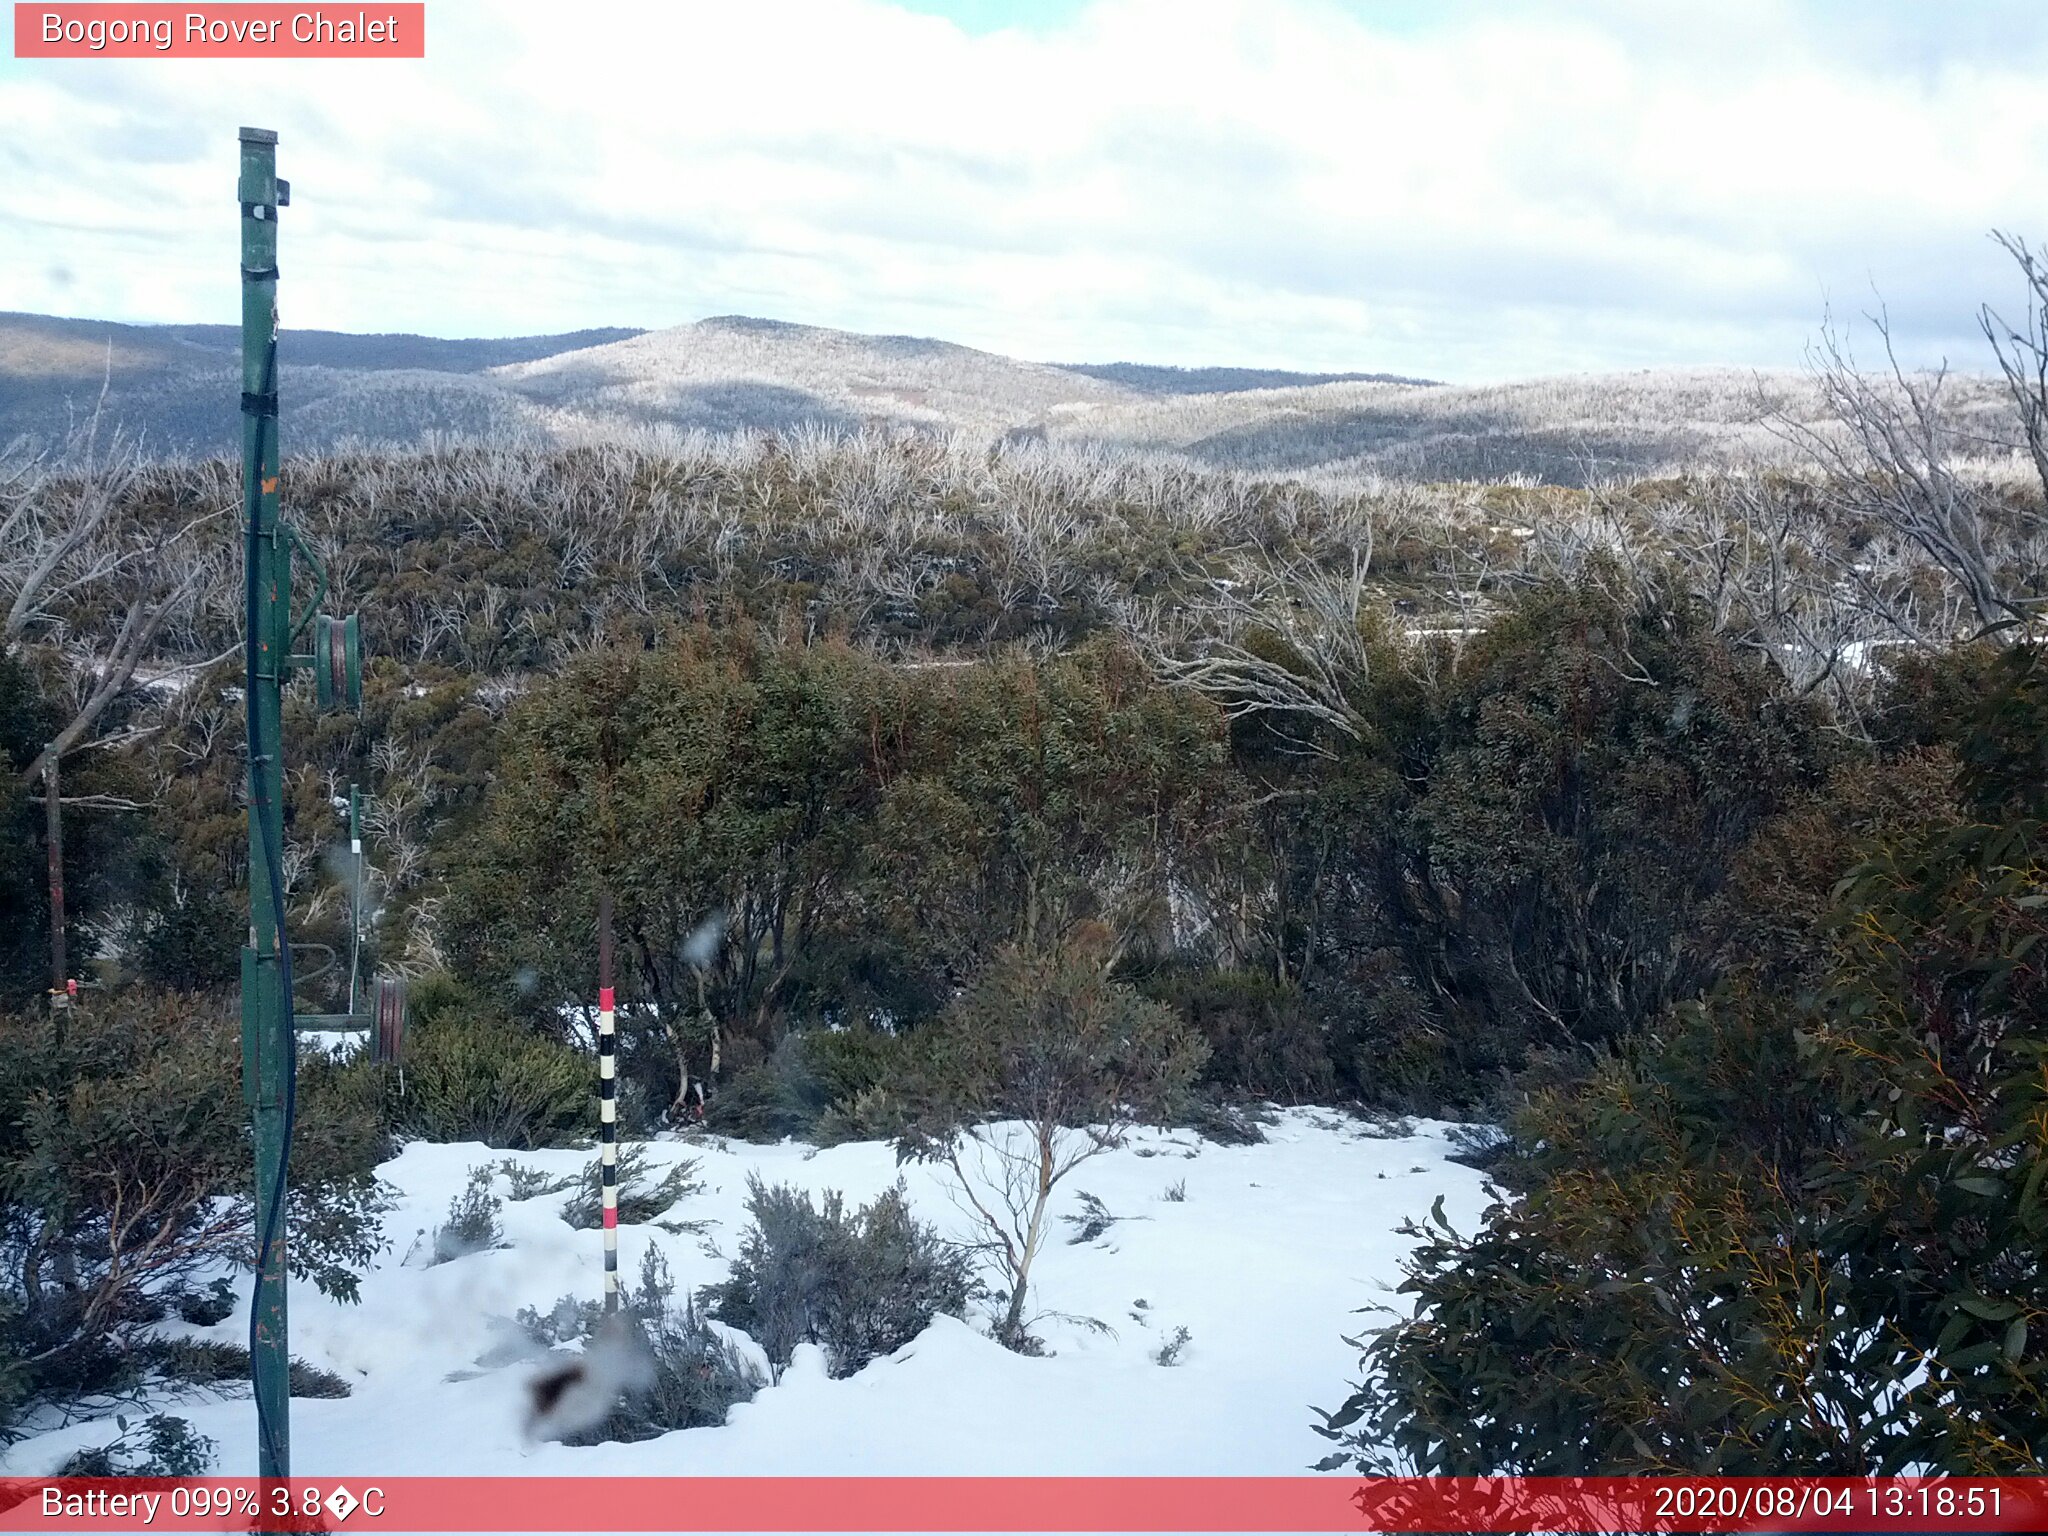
[4, 0, 2046, 381]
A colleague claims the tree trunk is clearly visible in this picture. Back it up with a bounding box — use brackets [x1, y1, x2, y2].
[999, 1131, 1057, 1343]
[671, 1019, 693, 1123]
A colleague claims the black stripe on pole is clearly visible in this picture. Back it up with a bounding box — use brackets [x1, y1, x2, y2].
[597, 890, 619, 1308]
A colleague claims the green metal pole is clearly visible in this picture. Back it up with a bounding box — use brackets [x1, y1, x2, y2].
[237, 124, 291, 1480]
[348, 784, 363, 1018]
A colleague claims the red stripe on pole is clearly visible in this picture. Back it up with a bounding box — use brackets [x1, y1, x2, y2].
[3, 1478, 2045, 1532]
[599, 987, 615, 1011]
[601, 1206, 618, 1229]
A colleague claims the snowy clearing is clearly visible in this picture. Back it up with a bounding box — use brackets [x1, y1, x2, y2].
[1, 1110, 1490, 1479]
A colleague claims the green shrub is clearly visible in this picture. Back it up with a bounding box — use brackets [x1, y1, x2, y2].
[522, 1249, 763, 1444]
[431, 1165, 505, 1262]
[1299, 580, 1839, 1113]
[145, 1339, 352, 1398]
[700, 1177, 975, 1379]
[1319, 648, 2048, 1476]
[439, 631, 1233, 1116]
[796, 1025, 910, 1108]
[130, 891, 244, 995]
[813, 1084, 913, 1146]
[700, 1057, 816, 1143]
[608, 1251, 763, 1441]
[144, 1337, 247, 1385]
[703, 1026, 916, 1143]
[170, 1277, 237, 1327]
[1170, 1093, 1272, 1146]
[59, 1414, 216, 1477]
[0, 990, 384, 1440]
[561, 1147, 703, 1229]
[379, 1003, 593, 1149]
[1141, 966, 1332, 1102]
[496, 1158, 577, 1200]
[287, 1360, 354, 1399]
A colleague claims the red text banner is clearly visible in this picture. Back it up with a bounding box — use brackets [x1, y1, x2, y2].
[1, 1477, 2046, 1533]
[14, 5, 425, 58]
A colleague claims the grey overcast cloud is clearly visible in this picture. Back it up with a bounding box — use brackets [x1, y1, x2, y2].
[3, 0, 2046, 380]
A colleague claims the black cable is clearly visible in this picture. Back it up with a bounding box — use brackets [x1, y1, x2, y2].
[243, 325, 297, 1476]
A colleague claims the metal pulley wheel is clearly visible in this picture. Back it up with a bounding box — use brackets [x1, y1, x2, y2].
[372, 974, 407, 1063]
[312, 612, 363, 712]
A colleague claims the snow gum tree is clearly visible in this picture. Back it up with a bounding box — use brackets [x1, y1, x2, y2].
[896, 932, 1206, 1348]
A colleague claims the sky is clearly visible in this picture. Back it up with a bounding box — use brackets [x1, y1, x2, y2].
[3, 0, 2047, 382]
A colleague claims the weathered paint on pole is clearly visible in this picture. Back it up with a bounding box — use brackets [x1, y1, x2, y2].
[598, 890, 620, 1311]
[237, 124, 292, 1480]
[348, 784, 363, 1018]
[44, 752, 65, 1002]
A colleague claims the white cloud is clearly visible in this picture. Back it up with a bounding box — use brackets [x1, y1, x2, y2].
[2, 0, 2044, 380]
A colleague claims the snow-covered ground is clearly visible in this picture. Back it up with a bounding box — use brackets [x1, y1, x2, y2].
[2, 1110, 1490, 1479]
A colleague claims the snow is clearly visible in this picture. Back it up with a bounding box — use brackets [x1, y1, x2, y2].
[0, 1110, 1491, 1480]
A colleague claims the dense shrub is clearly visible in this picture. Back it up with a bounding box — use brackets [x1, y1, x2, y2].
[1138, 966, 1332, 1102]
[440, 634, 910, 1123]
[129, 890, 244, 996]
[440, 633, 1234, 1121]
[700, 1050, 822, 1144]
[1292, 581, 1838, 1112]
[700, 1177, 975, 1379]
[1319, 651, 2048, 1475]
[1170, 1093, 1273, 1146]
[797, 1026, 913, 1113]
[812, 1084, 915, 1146]
[615, 1267, 763, 1441]
[495, 1158, 577, 1200]
[171, 1278, 237, 1327]
[375, 997, 593, 1149]
[703, 1027, 918, 1143]
[1713, 748, 1964, 988]
[0, 990, 386, 1439]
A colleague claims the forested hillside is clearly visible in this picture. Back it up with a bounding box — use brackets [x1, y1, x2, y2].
[4, 256, 2046, 1474]
[10, 306, 2024, 486]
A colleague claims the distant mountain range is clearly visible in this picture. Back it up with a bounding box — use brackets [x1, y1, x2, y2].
[1, 308, 2005, 485]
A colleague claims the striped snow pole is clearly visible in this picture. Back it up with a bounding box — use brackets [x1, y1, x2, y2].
[597, 892, 619, 1312]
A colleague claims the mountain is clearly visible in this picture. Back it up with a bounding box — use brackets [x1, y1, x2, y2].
[1061, 361, 1434, 394]
[2, 309, 2010, 485]
[493, 315, 1143, 439]
[0, 311, 642, 456]
[0, 310, 641, 379]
